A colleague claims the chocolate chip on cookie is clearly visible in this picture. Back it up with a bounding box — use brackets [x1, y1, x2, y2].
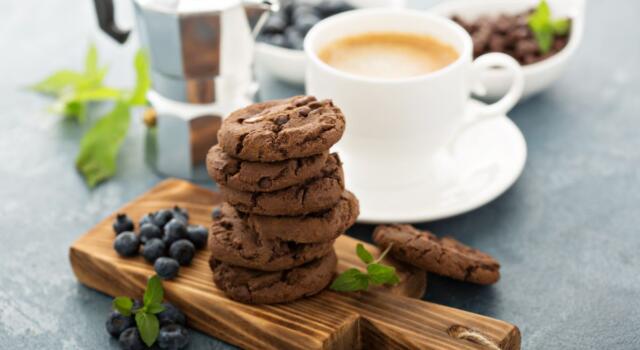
[210, 250, 337, 304]
[219, 153, 344, 216]
[245, 191, 359, 243]
[209, 203, 335, 271]
[206, 145, 329, 193]
[217, 95, 346, 161]
[373, 224, 500, 285]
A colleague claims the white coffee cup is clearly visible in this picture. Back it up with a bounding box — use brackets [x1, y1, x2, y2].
[305, 9, 524, 189]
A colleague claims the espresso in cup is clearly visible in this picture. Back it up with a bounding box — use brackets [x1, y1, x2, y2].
[318, 32, 459, 79]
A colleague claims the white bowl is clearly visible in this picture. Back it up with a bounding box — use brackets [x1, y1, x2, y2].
[430, 0, 585, 100]
[254, 0, 406, 85]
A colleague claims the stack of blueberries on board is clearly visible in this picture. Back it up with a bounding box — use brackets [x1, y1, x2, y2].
[206, 95, 359, 304]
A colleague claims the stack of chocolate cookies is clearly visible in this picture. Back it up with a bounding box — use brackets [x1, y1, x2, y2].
[206, 95, 359, 304]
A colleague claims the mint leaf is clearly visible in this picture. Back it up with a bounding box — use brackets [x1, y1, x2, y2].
[144, 275, 164, 307]
[75, 101, 130, 187]
[552, 18, 570, 35]
[85, 44, 99, 77]
[330, 268, 369, 292]
[356, 243, 373, 264]
[367, 264, 400, 286]
[30, 70, 85, 96]
[113, 296, 134, 316]
[146, 303, 165, 314]
[135, 312, 160, 347]
[129, 50, 151, 106]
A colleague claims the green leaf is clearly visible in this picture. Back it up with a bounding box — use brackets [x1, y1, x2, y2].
[75, 101, 131, 187]
[85, 44, 99, 77]
[552, 18, 570, 35]
[356, 243, 373, 264]
[330, 268, 369, 292]
[144, 275, 164, 307]
[135, 312, 160, 347]
[74, 87, 122, 101]
[30, 70, 85, 96]
[367, 263, 400, 286]
[146, 303, 165, 314]
[113, 296, 134, 316]
[128, 50, 151, 106]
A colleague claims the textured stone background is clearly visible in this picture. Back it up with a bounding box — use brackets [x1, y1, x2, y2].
[1, 0, 639, 349]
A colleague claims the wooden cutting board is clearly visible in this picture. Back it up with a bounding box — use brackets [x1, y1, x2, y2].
[69, 179, 520, 350]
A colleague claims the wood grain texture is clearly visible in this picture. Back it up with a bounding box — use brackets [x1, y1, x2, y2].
[69, 179, 520, 350]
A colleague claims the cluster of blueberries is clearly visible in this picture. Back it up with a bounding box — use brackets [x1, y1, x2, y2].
[106, 301, 189, 350]
[112, 206, 208, 279]
[258, 0, 355, 50]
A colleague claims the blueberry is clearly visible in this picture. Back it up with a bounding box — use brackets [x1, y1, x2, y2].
[114, 232, 140, 257]
[155, 257, 180, 279]
[113, 213, 134, 235]
[294, 14, 321, 35]
[118, 327, 146, 350]
[105, 311, 134, 338]
[153, 209, 174, 228]
[142, 238, 166, 263]
[157, 324, 190, 350]
[185, 225, 208, 249]
[157, 303, 186, 326]
[139, 223, 162, 243]
[169, 240, 195, 266]
[139, 213, 155, 228]
[284, 27, 305, 50]
[211, 207, 222, 220]
[163, 218, 187, 246]
[171, 205, 189, 224]
[263, 13, 288, 34]
[317, 0, 355, 17]
[292, 3, 320, 19]
[132, 299, 143, 313]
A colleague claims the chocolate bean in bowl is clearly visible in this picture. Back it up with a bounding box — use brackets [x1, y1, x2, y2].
[430, 0, 585, 99]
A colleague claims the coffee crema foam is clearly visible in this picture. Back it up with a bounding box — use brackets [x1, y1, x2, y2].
[318, 32, 459, 79]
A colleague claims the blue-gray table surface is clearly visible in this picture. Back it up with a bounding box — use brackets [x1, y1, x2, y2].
[1, 0, 639, 349]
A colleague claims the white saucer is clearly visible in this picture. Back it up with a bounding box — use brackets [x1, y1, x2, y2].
[338, 100, 527, 223]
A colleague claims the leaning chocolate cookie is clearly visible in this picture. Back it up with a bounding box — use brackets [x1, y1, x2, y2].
[245, 191, 359, 243]
[210, 250, 337, 304]
[217, 96, 346, 161]
[220, 153, 344, 216]
[373, 224, 500, 285]
[206, 145, 329, 193]
[209, 203, 335, 271]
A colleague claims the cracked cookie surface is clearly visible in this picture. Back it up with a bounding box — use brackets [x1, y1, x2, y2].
[217, 95, 346, 161]
[219, 153, 344, 216]
[244, 191, 359, 243]
[206, 145, 329, 193]
[209, 203, 335, 271]
[210, 250, 337, 304]
[373, 224, 500, 285]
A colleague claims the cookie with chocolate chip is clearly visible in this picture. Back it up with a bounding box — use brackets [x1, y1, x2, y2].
[217, 95, 346, 161]
[373, 224, 500, 285]
[206, 145, 329, 193]
[219, 153, 344, 216]
[210, 250, 337, 304]
[209, 203, 335, 271]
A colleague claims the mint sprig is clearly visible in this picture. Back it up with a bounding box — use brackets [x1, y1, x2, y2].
[112, 275, 165, 347]
[528, 0, 571, 54]
[31, 44, 150, 187]
[330, 243, 400, 292]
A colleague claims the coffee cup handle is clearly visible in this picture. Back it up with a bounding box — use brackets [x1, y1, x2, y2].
[472, 53, 525, 118]
[447, 53, 524, 152]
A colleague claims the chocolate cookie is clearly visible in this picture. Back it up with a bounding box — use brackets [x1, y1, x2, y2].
[373, 225, 500, 285]
[220, 153, 344, 216]
[209, 203, 335, 271]
[210, 250, 337, 304]
[245, 191, 359, 243]
[217, 95, 346, 161]
[206, 145, 329, 192]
